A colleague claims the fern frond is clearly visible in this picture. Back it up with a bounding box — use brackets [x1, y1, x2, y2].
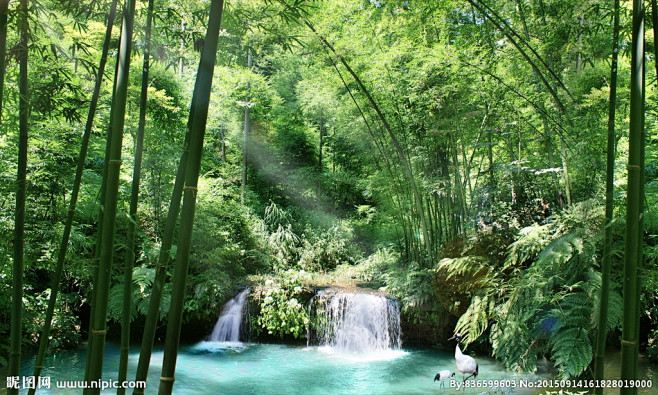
[491, 318, 540, 372]
[504, 224, 552, 269]
[547, 289, 594, 378]
[550, 326, 592, 379]
[455, 293, 495, 344]
[437, 256, 489, 279]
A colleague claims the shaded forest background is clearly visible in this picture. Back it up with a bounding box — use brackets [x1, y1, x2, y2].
[0, 0, 657, 385]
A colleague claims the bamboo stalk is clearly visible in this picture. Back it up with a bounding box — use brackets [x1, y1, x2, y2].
[117, 0, 155, 391]
[158, 1, 225, 393]
[8, 1, 29, 393]
[0, 0, 10, 121]
[593, 2, 619, 387]
[620, 0, 644, 392]
[84, 0, 137, 392]
[29, 3, 118, 393]
[241, 50, 252, 203]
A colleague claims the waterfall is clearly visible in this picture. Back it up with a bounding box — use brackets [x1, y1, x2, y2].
[209, 288, 249, 342]
[314, 290, 402, 357]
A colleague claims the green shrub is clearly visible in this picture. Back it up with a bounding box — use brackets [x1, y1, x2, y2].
[22, 288, 81, 350]
[442, 201, 622, 378]
[297, 224, 361, 272]
[255, 270, 311, 339]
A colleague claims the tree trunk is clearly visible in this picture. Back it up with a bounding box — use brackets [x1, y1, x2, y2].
[8, 1, 29, 392]
[84, 0, 136, 391]
[593, 1, 619, 388]
[0, 0, 10, 121]
[220, 125, 226, 162]
[117, 0, 154, 391]
[620, 0, 644, 392]
[241, 50, 252, 203]
[559, 135, 572, 205]
[179, 19, 185, 75]
[158, 1, 225, 393]
[28, 2, 118, 392]
[318, 119, 323, 172]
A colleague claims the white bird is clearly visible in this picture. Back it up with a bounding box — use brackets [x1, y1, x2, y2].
[448, 333, 479, 383]
[433, 369, 454, 388]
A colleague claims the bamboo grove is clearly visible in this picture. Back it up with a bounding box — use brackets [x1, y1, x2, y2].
[0, 0, 657, 393]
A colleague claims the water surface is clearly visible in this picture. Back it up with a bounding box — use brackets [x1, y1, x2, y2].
[6, 342, 656, 394]
[10, 342, 548, 394]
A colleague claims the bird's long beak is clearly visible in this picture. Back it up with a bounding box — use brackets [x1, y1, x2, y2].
[448, 335, 456, 341]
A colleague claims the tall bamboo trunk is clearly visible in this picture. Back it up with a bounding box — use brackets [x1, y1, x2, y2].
[8, 1, 29, 393]
[559, 135, 572, 205]
[620, 0, 644, 392]
[220, 125, 226, 162]
[0, 0, 10, 121]
[241, 50, 252, 203]
[158, 1, 225, 393]
[133, 129, 190, 393]
[84, 0, 136, 392]
[85, 37, 124, 386]
[29, 2, 118, 392]
[318, 119, 323, 172]
[179, 19, 185, 75]
[117, 0, 154, 391]
[593, 0, 619, 389]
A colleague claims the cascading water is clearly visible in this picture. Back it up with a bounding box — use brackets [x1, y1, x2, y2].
[313, 290, 403, 359]
[209, 288, 249, 342]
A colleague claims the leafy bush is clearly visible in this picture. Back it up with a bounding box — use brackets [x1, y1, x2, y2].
[22, 288, 81, 350]
[254, 270, 311, 339]
[441, 201, 622, 378]
[107, 265, 172, 322]
[260, 202, 363, 272]
[297, 224, 361, 272]
[648, 329, 658, 363]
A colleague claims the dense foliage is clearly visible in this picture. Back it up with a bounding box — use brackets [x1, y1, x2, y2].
[0, 0, 657, 385]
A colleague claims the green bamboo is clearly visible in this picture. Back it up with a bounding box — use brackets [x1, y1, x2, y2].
[117, 0, 155, 391]
[158, 1, 225, 393]
[133, 79, 199, 395]
[278, 0, 432, 256]
[132, 133, 189, 394]
[132, 72, 199, 395]
[85, 27, 124, 388]
[28, 2, 118, 393]
[466, 0, 570, 119]
[0, 0, 10, 121]
[84, 125, 113, 392]
[84, 7, 125, 388]
[620, 0, 643, 392]
[241, 50, 252, 203]
[84, 0, 136, 392]
[593, 0, 619, 389]
[8, 1, 29, 393]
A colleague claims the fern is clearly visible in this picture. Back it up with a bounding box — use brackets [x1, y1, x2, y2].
[588, 271, 624, 332]
[487, 214, 599, 377]
[455, 293, 495, 344]
[436, 256, 494, 291]
[491, 313, 540, 372]
[107, 266, 161, 322]
[504, 224, 552, 269]
[548, 289, 594, 378]
[444, 202, 605, 379]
